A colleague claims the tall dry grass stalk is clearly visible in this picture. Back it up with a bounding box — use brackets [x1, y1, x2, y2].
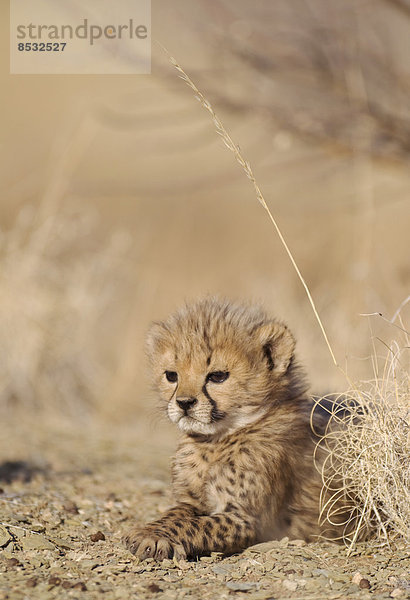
[165, 50, 410, 547]
[164, 49, 338, 369]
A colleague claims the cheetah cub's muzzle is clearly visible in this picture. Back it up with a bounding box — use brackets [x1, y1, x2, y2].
[166, 370, 229, 436]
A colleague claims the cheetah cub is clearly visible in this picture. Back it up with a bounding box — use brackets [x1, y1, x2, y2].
[124, 298, 351, 560]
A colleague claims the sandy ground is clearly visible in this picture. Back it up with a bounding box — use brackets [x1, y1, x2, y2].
[1, 3, 408, 597]
[0, 421, 408, 600]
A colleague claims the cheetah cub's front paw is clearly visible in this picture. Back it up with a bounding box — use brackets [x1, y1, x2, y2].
[123, 528, 187, 561]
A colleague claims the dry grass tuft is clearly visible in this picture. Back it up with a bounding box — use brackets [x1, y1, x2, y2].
[313, 328, 409, 550]
[0, 206, 131, 415]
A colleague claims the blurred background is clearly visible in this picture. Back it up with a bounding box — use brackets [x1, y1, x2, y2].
[1, 0, 409, 432]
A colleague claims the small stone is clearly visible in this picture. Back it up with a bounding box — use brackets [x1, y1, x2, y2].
[226, 581, 257, 591]
[289, 539, 306, 547]
[152, 569, 166, 577]
[283, 580, 298, 591]
[30, 524, 46, 533]
[161, 559, 174, 569]
[0, 526, 11, 548]
[48, 536, 75, 550]
[48, 576, 61, 586]
[80, 559, 100, 569]
[212, 565, 232, 576]
[90, 531, 105, 542]
[247, 541, 279, 553]
[391, 590, 405, 598]
[147, 583, 162, 593]
[313, 569, 329, 577]
[328, 571, 349, 583]
[5, 558, 21, 567]
[63, 501, 79, 514]
[6, 527, 22, 540]
[12, 514, 31, 524]
[21, 534, 55, 551]
[26, 577, 38, 588]
[359, 578, 371, 589]
[352, 572, 364, 585]
[72, 581, 87, 591]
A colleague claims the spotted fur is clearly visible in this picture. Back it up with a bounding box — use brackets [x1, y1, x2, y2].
[123, 298, 356, 559]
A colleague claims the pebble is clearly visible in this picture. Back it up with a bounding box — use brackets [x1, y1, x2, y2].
[212, 565, 232, 576]
[26, 576, 38, 587]
[72, 581, 87, 591]
[63, 501, 79, 514]
[313, 568, 329, 577]
[247, 541, 280, 553]
[353, 571, 365, 584]
[283, 579, 298, 591]
[391, 590, 405, 598]
[226, 581, 258, 591]
[289, 539, 306, 547]
[30, 524, 46, 533]
[0, 526, 11, 548]
[5, 558, 21, 568]
[90, 531, 106, 542]
[161, 559, 175, 569]
[48, 536, 75, 549]
[21, 534, 55, 551]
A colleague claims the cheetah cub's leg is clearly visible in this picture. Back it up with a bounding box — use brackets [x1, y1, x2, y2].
[123, 504, 195, 560]
[123, 502, 257, 560]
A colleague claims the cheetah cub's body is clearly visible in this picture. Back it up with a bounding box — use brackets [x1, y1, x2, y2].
[124, 298, 350, 560]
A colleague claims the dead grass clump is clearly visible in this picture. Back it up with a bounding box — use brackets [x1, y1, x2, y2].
[314, 336, 409, 549]
[0, 205, 131, 414]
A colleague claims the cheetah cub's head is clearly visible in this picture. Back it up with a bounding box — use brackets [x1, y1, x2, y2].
[146, 298, 304, 437]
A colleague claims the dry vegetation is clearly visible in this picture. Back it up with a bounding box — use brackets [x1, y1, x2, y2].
[199, 0, 410, 165]
[0, 206, 132, 415]
[314, 331, 409, 551]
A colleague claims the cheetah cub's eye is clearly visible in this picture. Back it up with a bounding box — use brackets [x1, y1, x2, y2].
[165, 371, 178, 383]
[207, 371, 230, 384]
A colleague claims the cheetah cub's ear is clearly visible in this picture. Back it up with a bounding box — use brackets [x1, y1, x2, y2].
[254, 321, 295, 376]
[145, 322, 168, 362]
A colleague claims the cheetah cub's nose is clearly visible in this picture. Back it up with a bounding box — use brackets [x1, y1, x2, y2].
[176, 397, 197, 413]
